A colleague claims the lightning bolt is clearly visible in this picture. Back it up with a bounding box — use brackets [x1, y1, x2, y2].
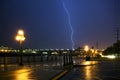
[61, 1, 74, 49]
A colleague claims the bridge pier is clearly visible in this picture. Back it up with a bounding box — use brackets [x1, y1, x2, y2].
[70, 50, 73, 64]
[33, 54, 36, 63]
[40, 51, 43, 62]
[27, 55, 30, 63]
[3, 56, 7, 65]
[63, 54, 65, 66]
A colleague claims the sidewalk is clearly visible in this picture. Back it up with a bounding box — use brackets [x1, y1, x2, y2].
[0, 63, 69, 80]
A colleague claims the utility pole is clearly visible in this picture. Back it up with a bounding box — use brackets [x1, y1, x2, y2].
[115, 27, 119, 57]
[116, 27, 119, 42]
[96, 41, 98, 50]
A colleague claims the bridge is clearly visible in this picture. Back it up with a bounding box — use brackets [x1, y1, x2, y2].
[0, 49, 82, 66]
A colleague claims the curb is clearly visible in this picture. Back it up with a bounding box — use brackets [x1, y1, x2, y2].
[50, 70, 68, 80]
[50, 65, 73, 80]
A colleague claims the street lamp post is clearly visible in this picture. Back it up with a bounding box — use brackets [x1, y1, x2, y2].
[84, 45, 89, 56]
[15, 29, 25, 66]
[84, 45, 90, 61]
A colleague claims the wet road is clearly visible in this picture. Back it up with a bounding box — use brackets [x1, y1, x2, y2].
[60, 61, 120, 80]
[0, 63, 63, 80]
[0, 60, 120, 80]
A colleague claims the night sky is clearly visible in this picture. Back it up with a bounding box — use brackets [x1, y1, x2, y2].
[0, 0, 120, 50]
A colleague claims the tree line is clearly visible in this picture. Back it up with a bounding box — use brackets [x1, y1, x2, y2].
[103, 40, 120, 55]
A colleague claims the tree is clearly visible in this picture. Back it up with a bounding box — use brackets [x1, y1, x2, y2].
[103, 40, 120, 55]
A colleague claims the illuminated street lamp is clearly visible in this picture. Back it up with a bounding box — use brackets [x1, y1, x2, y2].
[84, 45, 89, 52]
[84, 45, 90, 61]
[84, 45, 89, 56]
[15, 29, 25, 66]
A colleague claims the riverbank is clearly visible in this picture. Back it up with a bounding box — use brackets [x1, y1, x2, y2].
[90, 57, 120, 61]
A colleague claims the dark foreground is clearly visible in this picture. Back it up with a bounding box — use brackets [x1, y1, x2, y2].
[0, 60, 120, 80]
[60, 61, 120, 80]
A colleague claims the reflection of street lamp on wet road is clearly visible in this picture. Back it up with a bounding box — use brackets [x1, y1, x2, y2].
[15, 29, 25, 66]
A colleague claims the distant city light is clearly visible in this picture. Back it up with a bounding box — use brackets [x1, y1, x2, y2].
[61, 49, 64, 50]
[102, 55, 116, 59]
[72, 49, 75, 51]
[67, 49, 69, 50]
[55, 49, 59, 50]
